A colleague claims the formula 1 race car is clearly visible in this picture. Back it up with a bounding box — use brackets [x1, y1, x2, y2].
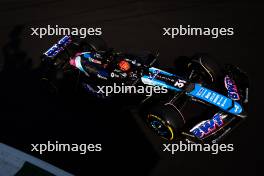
[41, 35, 249, 143]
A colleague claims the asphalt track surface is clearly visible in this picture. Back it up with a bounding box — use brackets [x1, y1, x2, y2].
[0, 0, 259, 175]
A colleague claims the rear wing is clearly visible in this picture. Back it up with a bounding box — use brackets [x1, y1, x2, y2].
[43, 35, 72, 58]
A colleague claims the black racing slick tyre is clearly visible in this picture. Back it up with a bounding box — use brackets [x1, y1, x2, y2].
[143, 103, 186, 141]
[188, 54, 222, 85]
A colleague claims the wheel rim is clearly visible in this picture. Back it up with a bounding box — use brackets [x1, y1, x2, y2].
[146, 114, 174, 141]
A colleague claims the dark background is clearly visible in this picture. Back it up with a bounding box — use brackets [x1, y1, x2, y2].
[0, 0, 259, 175]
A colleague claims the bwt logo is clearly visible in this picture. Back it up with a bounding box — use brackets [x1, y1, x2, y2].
[191, 113, 225, 139]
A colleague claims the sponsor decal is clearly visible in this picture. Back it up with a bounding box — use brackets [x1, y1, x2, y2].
[197, 87, 205, 96]
[149, 69, 160, 80]
[190, 113, 227, 139]
[149, 67, 174, 76]
[44, 35, 72, 57]
[174, 79, 186, 89]
[224, 75, 240, 100]
[190, 84, 243, 115]
[195, 86, 228, 107]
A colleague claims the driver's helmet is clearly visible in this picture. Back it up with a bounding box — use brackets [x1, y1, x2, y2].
[118, 60, 131, 72]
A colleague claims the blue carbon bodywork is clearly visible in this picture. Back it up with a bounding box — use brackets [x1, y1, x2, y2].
[148, 67, 174, 77]
[83, 53, 91, 59]
[141, 67, 181, 91]
[142, 67, 243, 115]
[141, 75, 181, 92]
[188, 84, 242, 115]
